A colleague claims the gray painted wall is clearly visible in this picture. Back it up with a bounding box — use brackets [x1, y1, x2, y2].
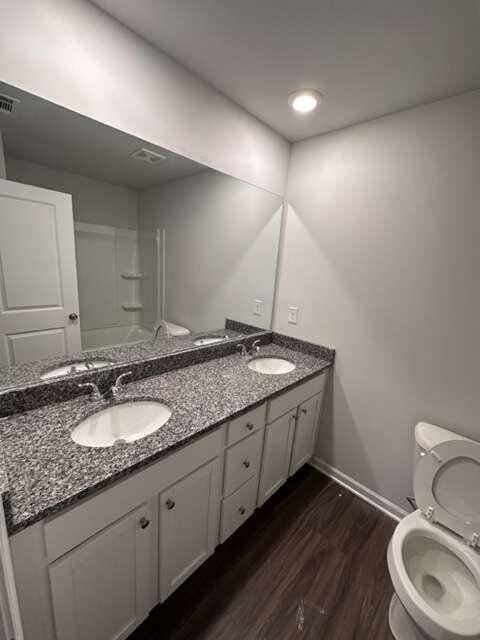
[6, 157, 138, 229]
[275, 90, 480, 511]
[0, 0, 289, 196]
[139, 170, 282, 333]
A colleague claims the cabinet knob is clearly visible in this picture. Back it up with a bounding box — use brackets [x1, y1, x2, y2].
[68, 312, 79, 322]
[242, 460, 250, 468]
[246, 422, 254, 431]
[301, 408, 308, 414]
[139, 516, 150, 529]
[166, 498, 175, 510]
[238, 507, 246, 515]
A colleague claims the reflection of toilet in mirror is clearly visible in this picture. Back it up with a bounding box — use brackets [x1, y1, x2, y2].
[388, 422, 480, 640]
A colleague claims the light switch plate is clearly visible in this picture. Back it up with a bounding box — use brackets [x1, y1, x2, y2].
[253, 299, 263, 317]
[288, 306, 299, 324]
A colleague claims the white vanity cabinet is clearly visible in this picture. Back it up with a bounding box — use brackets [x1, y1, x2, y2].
[49, 502, 155, 640]
[10, 430, 223, 640]
[159, 459, 220, 600]
[9, 370, 328, 640]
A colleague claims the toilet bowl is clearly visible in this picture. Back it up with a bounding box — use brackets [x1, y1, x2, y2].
[388, 428, 480, 640]
[388, 511, 480, 639]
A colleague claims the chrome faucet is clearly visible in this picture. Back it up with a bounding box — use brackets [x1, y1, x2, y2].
[237, 339, 262, 359]
[78, 382, 104, 401]
[111, 371, 132, 400]
[153, 320, 170, 341]
[251, 339, 261, 355]
[237, 343, 247, 357]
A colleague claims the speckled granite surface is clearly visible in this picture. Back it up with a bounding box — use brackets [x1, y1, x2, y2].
[0, 331, 272, 418]
[0, 342, 332, 534]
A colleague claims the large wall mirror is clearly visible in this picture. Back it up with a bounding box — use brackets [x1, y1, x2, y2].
[0, 82, 283, 390]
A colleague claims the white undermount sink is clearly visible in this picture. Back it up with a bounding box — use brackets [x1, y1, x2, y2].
[247, 357, 296, 375]
[193, 335, 228, 346]
[41, 359, 113, 380]
[71, 400, 172, 448]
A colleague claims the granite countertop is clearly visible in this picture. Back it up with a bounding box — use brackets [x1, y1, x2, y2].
[0, 343, 331, 535]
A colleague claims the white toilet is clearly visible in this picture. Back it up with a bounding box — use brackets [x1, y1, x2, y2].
[388, 422, 480, 640]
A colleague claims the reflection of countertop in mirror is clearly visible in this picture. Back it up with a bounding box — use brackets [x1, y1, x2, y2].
[0, 327, 246, 391]
[0, 340, 334, 534]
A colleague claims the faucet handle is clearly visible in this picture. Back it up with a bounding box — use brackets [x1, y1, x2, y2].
[114, 371, 132, 385]
[78, 382, 103, 401]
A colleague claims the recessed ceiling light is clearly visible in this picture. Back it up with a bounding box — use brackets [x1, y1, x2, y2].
[288, 89, 322, 113]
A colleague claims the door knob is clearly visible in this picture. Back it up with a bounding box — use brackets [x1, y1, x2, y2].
[246, 422, 254, 431]
[238, 507, 246, 515]
[242, 460, 250, 468]
[69, 312, 79, 322]
[139, 516, 150, 529]
[166, 498, 175, 510]
[301, 408, 308, 414]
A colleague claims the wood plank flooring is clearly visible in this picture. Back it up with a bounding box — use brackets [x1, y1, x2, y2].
[129, 466, 396, 640]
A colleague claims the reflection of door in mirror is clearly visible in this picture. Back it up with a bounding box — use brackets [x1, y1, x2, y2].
[0, 178, 81, 366]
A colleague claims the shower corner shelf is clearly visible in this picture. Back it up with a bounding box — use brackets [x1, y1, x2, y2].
[121, 272, 144, 280]
[122, 303, 143, 311]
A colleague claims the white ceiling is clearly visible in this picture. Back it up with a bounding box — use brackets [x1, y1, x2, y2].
[92, 0, 480, 141]
[0, 82, 203, 189]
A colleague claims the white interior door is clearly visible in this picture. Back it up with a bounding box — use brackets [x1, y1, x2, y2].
[0, 178, 81, 366]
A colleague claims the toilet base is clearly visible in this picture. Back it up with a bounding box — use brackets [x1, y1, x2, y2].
[389, 594, 430, 640]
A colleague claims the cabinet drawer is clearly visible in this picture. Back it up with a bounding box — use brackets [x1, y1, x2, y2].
[227, 404, 266, 446]
[220, 475, 258, 543]
[223, 429, 263, 497]
[267, 373, 326, 423]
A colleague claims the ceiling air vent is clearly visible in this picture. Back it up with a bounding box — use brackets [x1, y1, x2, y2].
[0, 94, 19, 115]
[130, 147, 167, 164]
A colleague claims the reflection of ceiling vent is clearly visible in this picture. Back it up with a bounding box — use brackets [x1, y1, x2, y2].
[0, 94, 19, 115]
[130, 147, 167, 164]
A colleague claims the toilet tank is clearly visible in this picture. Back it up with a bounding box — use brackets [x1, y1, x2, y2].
[414, 422, 473, 462]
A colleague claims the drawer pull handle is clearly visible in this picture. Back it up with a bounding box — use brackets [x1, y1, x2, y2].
[166, 499, 176, 510]
[301, 408, 308, 414]
[246, 422, 254, 431]
[238, 507, 246, 515]
[139, 517, 150, 529]
[242, 460, 250, 468]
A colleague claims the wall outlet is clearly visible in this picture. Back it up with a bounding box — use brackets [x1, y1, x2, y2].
[288, 306, 299, 324]
[253, 299, 263, 317]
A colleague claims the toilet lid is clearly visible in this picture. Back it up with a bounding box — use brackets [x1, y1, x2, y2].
[414, 439, 480, 547]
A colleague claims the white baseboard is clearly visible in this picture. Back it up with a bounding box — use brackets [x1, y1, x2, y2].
[309, 457, 408, 522]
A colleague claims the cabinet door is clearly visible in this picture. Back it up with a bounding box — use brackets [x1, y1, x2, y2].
[290, 393, 322, 475]
[49, 502, 156, 640]
[159, 459, 220, 601]
[258, 411, 296, 506]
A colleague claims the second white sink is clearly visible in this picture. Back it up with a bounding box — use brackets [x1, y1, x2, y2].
[41, 359, 113, 380]
[248, 357, 296, 375]
[71, 400, 172, 448]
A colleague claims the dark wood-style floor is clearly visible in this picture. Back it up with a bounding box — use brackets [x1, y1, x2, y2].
[129, 466, 396, 640]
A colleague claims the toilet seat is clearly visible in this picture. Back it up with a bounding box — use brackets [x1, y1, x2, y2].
[414, 440, 480, 549]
